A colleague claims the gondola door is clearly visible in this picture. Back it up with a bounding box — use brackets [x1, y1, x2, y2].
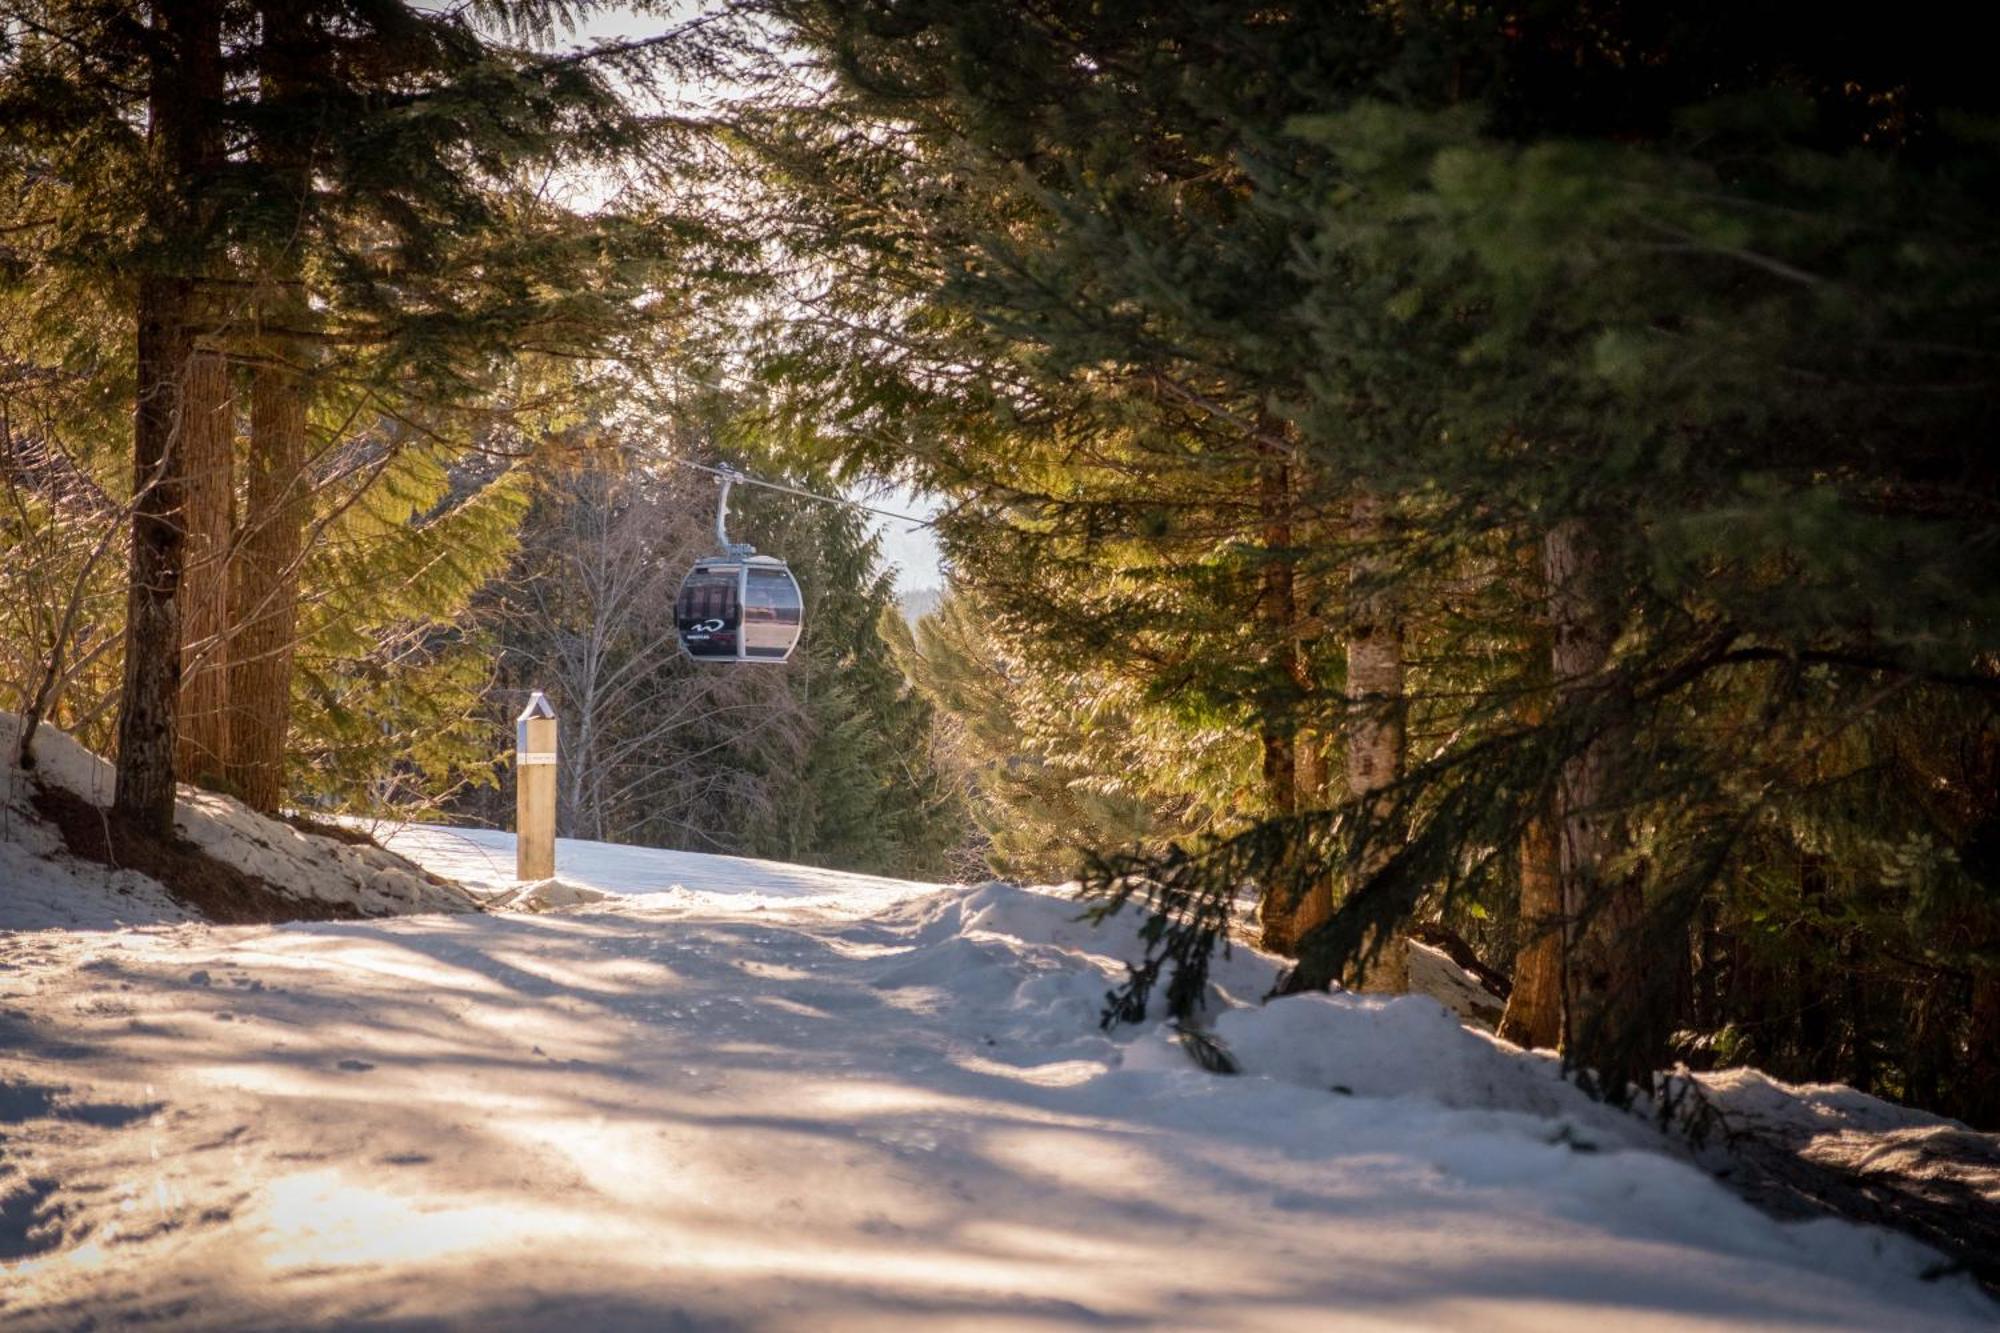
[675, 564, 742, 660]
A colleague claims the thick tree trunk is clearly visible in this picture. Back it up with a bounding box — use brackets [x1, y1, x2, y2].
[222, 0, 313, 815]
[225, 361, 307, 812]
[1344, 490, 1407, 992]
[174, 349, 234, 788]
[1498, 811, 1565, 1048]
[114, 0, 222, 832]
[1544, 517, 1650, 1092]
[115, 274, 195, 831]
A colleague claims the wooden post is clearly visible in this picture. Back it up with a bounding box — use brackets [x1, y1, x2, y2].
[515, 691, 557, 882]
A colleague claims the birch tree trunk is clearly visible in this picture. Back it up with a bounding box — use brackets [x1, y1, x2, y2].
[174, 348, 233, 788]
[114, 0, 223, 833]
[1544, 516, 1649, 1089]
[1343, 490, 1408, 992]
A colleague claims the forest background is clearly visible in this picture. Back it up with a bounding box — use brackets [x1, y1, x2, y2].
[1, 0, 1996, 1130]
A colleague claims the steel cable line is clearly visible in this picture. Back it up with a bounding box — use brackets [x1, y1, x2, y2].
[664, 457, 938, 530]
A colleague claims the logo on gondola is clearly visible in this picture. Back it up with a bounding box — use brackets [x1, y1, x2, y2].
[695, 618, 727, 634]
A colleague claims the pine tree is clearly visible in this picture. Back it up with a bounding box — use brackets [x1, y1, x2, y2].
[750, 0, 1377, 931]
[893, 588, 1196, 882]
[114, 0, 226, 831]
[465, 434, 968, 879]
[752, 0, 2000, 1109]
[2, 0, 746, 819]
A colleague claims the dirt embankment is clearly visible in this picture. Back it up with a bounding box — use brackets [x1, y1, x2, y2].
[30, 783, 365, 924]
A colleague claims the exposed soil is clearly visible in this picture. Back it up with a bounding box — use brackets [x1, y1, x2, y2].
[30, 783, 364, 925]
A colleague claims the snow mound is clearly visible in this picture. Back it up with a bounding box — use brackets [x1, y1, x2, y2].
[1, 713, 479, 928]
[867, 879, 1280, 1009]
[1696, 1066, 1965, 1138]
[491, 878, 618, 912]
[1189, 989, 1658, 1149]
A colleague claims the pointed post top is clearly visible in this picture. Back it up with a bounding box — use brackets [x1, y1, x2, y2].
[516, 691, 556, 724]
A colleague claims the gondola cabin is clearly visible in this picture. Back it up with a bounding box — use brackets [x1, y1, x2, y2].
[675, 554, 803, 663]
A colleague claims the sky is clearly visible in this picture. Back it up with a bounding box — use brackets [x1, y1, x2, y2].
[853, 482, 946, 595]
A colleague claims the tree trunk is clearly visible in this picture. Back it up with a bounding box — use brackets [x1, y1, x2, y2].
[1962, 967, 2000, 1131]
[1499, 577, 1563, 1049]
[113, 0, 222, 833]
[1498, 810, 1565, 1048]
[174, 348, 233, 789]
[1796, 853, 1834, 1080]
[1254, 454, 1306, 955]
[115, 273, 195, 831]
[1344, 490, 1408, 992]
[226, 360, 307, 812]
[1842, 926, 1873, 1092]
[223, 0, 313, 815]
[1544, 516, 1650, 1092]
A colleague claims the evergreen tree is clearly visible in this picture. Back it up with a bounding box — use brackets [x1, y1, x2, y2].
[894, 587, 1231, 882]
[1, 0, 745, 820]
[749, 0, 2000, 1113]
[464, 427, 969, 879]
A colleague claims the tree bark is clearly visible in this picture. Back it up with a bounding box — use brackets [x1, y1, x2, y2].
[1344, 490, 1408, 992]
[226, 360, 307, 811]
[1499, 576, 1564, 1049]
[1253, 453, 1306, 954]
[114, 0, 222, 833]
[1498, 810, 1565, 1048]
[1544, 516, 1650, 1091]
[115, 273, 195, 831]
[1962, 967, 2000, 1131]
[223, 0, 314, 814]
[174, 348, 233, 788]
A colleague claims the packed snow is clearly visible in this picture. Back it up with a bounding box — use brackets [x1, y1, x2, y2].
[3, 798, 1995, 1327]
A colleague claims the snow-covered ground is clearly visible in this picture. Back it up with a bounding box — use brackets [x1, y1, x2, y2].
[5, 816, 1994, 1330]
[0, 714, 477, 931]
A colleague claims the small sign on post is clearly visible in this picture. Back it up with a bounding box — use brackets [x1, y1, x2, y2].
[515, 691, 557, 882]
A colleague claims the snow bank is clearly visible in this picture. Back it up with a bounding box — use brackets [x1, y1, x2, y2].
[852, 879, 1282, 1048]
[1695, 1065, 1966, 1139]
[1, 713, 478, 928]
[2, 719, 191, 930]
[1200, 990, 1654, 1138]
[840, 880, 1996, 1290]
